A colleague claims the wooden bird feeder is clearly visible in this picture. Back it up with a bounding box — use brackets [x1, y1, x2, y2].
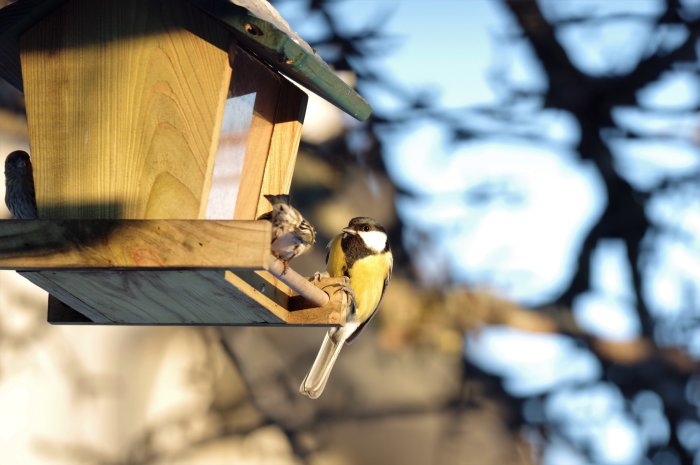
[0, 0, 370, 325]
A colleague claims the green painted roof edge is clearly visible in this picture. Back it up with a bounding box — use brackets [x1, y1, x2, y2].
[192, 0, 372, 121]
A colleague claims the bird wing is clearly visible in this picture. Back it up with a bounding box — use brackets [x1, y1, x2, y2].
[325, 234, 346, 276]
[345, 308, 376, 344]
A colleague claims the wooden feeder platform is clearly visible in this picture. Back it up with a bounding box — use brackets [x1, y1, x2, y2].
[0, 0, 368, 326]
[0, 219, 348, 325]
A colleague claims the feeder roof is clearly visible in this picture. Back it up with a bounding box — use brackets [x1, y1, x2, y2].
[0, 0, 372, 120]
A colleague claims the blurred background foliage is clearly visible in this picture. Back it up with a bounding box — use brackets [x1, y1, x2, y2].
[1, 0, 700, 464]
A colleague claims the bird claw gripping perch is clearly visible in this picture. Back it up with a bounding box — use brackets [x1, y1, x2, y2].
[278, 258, 290, 275]
[320, 278, 357, 311]
[308, 273, 356, 312]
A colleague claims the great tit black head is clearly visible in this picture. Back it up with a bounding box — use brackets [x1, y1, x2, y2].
[342, 217, 389, 254]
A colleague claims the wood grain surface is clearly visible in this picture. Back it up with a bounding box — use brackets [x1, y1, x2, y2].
[0, 219, 270, 269]
[19, 0, 231, 219]
[28, 269, 286, 324]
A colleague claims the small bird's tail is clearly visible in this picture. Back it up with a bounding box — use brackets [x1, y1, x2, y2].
[299, 328, 345, 399]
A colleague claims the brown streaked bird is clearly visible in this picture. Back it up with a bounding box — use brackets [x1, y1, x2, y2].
[4, 150, 37, 220]
[300, 217, 393, 399]
[258, 194, 315, 272]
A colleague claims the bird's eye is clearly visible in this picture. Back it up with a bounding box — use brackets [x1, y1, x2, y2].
[362, 225, 370, 232]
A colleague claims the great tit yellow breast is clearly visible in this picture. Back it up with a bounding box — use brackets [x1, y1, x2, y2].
[345, 252, 392, 321]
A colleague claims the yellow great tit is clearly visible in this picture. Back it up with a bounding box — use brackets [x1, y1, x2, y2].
[258, 194, 315, 271]
[300, 217, 393, 399]
[4, 150, 37, 220]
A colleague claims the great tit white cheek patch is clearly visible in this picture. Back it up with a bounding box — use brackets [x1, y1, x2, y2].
[358, 230, 387, 253]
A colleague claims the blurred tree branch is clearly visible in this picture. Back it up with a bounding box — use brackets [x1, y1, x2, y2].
[282, 0, 700, 463]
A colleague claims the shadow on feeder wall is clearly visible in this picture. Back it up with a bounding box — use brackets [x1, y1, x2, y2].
[39, 202, 123, 220]
[0, 202, 122, 257]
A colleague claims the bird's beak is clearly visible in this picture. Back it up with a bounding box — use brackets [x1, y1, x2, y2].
[342, 227, 356, 235]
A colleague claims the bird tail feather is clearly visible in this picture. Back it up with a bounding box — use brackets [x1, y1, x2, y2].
[299, 329, 345, 399]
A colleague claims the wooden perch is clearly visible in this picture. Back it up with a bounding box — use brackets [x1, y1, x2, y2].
[264, 255, 330, 308]
[224, 270, 347, 327]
